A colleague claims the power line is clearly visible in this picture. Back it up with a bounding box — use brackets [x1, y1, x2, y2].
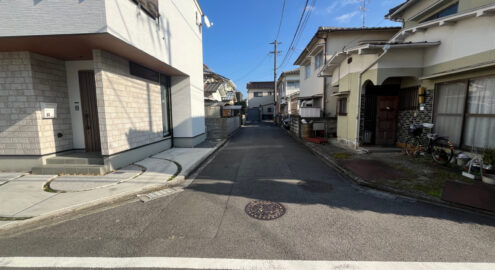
[233, 53, 270, 82]
[275, 0, 286, 41]
[277, 0, 310, 70]
[278, 0, 317, 70]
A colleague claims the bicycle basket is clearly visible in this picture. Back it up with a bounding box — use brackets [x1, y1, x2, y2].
[409, 124, 423, 136]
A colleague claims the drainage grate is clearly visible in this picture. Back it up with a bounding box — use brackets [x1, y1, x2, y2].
[245, 201, 286, 220]
[297, 180, 333, 193]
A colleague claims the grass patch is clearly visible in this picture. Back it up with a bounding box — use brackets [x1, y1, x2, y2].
[0, 216, 32, 221]
[42, 181, 65, 193]
[332, 152, 352, 160]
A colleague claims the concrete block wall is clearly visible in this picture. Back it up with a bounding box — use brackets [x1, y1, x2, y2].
[0, 52, 72, 155]
[205, 117, 240, 139]
[93, 50, 164, 156]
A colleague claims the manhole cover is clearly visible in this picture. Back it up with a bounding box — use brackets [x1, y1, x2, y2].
[245, 201, 286, 220]
[297, 180, 333, 193]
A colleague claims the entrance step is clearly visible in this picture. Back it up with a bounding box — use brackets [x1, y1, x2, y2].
[31, 164, 107, 176]
[45, 156, 104, 165]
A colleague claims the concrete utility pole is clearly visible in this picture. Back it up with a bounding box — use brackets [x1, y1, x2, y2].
[269, 40, 281, 119]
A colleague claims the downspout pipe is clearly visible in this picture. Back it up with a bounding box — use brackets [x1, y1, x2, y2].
[322, 37, 328, 118]
[354, 45, 390, 149]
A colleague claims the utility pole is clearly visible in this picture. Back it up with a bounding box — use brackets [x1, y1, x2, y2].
[269, 40, 282, 120]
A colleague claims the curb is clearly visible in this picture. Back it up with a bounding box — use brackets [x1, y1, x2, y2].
[283, 127, 495, 218]
[0, 139, 229, 237]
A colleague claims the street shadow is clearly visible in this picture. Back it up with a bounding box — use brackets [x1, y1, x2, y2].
[186, 124, 495, 227]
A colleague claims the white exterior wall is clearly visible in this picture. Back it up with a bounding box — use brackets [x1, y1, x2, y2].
[299, 31, 397, 99]
[0, 0, 205, 140]
[104, 0, 205, 138]
[0, 0, 107, 37]
[247, 89, 274, 108]
[403, 16, 495, 68]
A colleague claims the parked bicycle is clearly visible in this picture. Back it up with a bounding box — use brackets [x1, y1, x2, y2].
[404, 123, 455, 165]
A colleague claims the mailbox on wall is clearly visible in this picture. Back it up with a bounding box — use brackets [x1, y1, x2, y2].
[41, 103, 57, 119]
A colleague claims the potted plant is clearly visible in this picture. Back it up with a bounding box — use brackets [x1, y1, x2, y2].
[482, 149, 495, 185]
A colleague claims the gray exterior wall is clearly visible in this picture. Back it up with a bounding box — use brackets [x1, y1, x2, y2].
[93, 50, 166, 156]
[0, 52, 72, 155]
[205, 117, 240, 139]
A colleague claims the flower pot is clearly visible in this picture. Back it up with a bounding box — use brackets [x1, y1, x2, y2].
[482, 174, 495, 185]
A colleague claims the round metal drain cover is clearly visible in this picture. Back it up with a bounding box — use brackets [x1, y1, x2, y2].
[297, 180, 333, 193]
[245, 201, 286, 220]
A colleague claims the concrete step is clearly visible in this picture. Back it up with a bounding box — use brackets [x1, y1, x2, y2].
[46, 156, 104, 165]
[31, 164, 107, 176]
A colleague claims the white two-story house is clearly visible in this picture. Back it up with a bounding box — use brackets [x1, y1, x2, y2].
[0, 0, 206, 173]
[294, 27, 400, 119]
[247, 81, 275, 121]
[276, 69, 300, 118]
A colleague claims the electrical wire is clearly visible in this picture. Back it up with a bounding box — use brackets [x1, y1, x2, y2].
[233, 53, 271, 82]
[275, 0, 286, 41]
[277, 0, 310, 70]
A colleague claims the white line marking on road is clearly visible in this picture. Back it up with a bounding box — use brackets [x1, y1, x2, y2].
[0, 257, 494, 269]
[137, 187, 184, 202]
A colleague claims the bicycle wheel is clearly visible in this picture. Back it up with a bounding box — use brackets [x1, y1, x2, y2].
[431, 137, 454, 165]
[405, 137, 422, 157]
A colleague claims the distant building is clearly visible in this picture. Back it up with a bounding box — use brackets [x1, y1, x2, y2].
[204, 64, 237, 105]
[235, 91, 244, 103]
[276, 69, 300, 118]
[246, 81, 275, 121]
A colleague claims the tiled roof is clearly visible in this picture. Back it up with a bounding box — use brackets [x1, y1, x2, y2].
[246, 81, 274, 90]
[294, 26, 401, 65]
[281, 68, 299, 76]
[204, 82, 222, 92]
[318, 26, 402, 32]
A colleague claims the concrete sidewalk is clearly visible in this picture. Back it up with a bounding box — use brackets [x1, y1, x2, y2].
[0, 140, 224, 231]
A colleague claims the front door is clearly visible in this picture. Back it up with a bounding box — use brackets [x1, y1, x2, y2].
[375, 96, 398, 145]
[78, 71, 101, 152]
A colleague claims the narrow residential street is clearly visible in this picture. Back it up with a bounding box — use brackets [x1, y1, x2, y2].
[0, 123, 494, 266]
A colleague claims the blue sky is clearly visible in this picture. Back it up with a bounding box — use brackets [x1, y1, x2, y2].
[199, 0, 404, 97]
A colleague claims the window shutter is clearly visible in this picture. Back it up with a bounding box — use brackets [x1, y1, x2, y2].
[133, 0, 159, 19]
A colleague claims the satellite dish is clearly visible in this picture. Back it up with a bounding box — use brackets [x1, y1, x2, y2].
[204, 16, 213, 28]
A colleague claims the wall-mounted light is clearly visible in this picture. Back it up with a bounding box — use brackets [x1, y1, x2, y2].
[418, 86, 426, 104]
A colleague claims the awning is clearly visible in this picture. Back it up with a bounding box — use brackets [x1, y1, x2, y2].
[223, 105, 242, 110]
[331, 91, 350, 96]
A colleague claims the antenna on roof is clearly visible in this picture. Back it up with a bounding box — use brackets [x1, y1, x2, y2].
[360, 0, 367, 28]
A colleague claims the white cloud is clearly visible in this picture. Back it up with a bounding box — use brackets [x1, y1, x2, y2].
[336, 11, 360, 23]
[326, 2, 339, 13]
[326, 0, 362, 14]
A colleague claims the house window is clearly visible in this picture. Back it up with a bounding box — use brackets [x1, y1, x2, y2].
[338, 98, 347, 116]
[267, 107, 273, 113]
[287, 81, 299, 89]
[434, 75, 495, 149]
[315, 52, 323, 70]
[254, 92, 263, 97]
[399, 87, 419, 110]
[130, 61, 159, 82]
[305, 65, 311, 79]
[424, 3, 458, 22]
[132, 0, 160, 19]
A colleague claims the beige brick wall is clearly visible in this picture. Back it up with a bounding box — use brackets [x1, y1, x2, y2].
[0, 52, 72, 155]
[30, 53, 72, 154]
[93, 50, 164, 156]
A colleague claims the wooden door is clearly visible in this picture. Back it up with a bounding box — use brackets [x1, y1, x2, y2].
[78, 71, 101, 152]
[375, 96, 398, 145]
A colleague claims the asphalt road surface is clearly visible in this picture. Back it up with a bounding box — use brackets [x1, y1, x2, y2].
[1, 122, 494, 269]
